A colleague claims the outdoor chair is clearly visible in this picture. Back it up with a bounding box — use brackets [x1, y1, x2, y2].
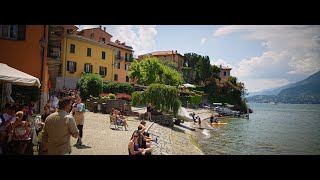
[109, 116, 124, 130]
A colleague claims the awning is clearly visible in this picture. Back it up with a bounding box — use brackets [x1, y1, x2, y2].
[0, 63, 41, 88]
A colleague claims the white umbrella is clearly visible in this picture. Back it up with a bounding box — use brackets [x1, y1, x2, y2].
[0, 63, 41, 108]
[183, 83, 196, 88]
[0, 63, 41, 87]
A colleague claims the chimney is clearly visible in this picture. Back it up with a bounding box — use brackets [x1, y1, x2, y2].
[99, 25, 102, 29]
[175, 50, 177, 54]
[103, 27, 106, 32]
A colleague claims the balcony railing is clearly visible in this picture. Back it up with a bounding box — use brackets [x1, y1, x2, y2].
[115, 55, 124, 61]
[125, 57, 134, 62]
[48, 52, 61, 59]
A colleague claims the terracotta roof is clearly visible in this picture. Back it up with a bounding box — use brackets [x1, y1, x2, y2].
[221, 66, 232, 70]
[66, 34, 113, 49]
[108, 41, 133, 51]
[80, 27, 113, 37]
[140, 50, 183, 57]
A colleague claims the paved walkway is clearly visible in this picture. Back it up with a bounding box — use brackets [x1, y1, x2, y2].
[67, 107, 213, 155]
[70, 112, 143, 155]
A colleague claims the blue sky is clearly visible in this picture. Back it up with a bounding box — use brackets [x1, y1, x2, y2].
[79, 25, 320, 92]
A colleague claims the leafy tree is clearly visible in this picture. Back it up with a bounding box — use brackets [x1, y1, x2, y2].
[103, 82, 134, 95]
[78, 73, 103, 100]
[162, 66, 183, 86]
[128, 59, 143, 84]
[183, 53, 214, 85]
[132, 83, 181, 115]
[158, 60, 178, 71]
[129, 57, 182, 86]
[140, 58, 163, 85]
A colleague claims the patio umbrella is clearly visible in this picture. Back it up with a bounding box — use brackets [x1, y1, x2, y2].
[183, 83, 196, 88]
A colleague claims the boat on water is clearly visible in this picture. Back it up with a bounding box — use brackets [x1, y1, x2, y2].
[211, 122, 227, 126]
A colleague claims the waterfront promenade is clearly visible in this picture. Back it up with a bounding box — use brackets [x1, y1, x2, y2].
[64, 107, 213, 155]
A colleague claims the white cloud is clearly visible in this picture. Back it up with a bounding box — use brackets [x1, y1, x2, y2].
[214, 25, 320, 91]
[210, 59, 234, 69]
[102, 25, 157, 56]
[77, 25, 158, 56]
[200, 37, 207, 45]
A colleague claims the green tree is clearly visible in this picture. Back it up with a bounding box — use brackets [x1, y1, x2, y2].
[162, 66, 183, 86]
[183, 53, 214, 85]
[78, 73, 103, 100]
[128, 59, 143, 84]
[129, 57, 182, 86]
[132, 83, 181, 115]
[140, 58, 163, 85]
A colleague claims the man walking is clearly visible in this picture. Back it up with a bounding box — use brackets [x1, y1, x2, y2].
[42, 98, 79, 155]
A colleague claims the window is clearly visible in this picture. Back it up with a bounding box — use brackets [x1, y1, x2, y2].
[115, 50, 121, 60]
[0, 25, 25, 40]
[102, 51, 106, 60]
[224, 71, 226, 76]
[126, 76, 129, 82]
[102, 38, 106, 43]
[125, 53, 128, 61]
[100, 66, 107, 76]
[90, 33, 94, 39]
[125, 64, 129, 70]
[114, 63, 120, 69]
[163, 56, 166, 60]
[114, 74, 118, 81]
[87, 48, 91, 57]
[67, 61, 77, 72]
[70, 44, 75, 53]
[67, 29, 73, 34]
[84, 63, 93, 73]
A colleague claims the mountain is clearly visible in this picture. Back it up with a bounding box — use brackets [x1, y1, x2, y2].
[247, 71, 320, 104]
[247, 83, 294, 97]
[279, 71, 320, 96]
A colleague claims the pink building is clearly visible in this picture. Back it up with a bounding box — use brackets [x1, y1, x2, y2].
[220, 66, 232, 80]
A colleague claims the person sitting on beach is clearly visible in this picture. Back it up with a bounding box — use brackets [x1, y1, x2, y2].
[137, 123, 158, 148]
[213, 116, 218, 123]
[138, 121, 150, 137]
[119, 114, 129, 131]
[128, 130, 151, 155]
[210, 115, 214, 124]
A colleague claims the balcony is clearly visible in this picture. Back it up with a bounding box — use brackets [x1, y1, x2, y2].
[47, 52, 61, 59]
[115, 55, 124, 61]
[125, 57, 134, 62]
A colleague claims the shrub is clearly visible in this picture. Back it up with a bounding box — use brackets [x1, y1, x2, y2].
[108, 93, 116, 99]
[78, 73, 103, 100]
[116, 93, 132, 102]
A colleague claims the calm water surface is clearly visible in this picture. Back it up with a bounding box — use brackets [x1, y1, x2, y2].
[197, 103, 320, 155]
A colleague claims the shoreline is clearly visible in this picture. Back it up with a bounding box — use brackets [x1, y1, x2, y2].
[138, 107, 214, 155]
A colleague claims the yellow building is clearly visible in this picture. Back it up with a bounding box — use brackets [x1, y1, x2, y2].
[138, 50, 184, 69]
[58, 34, 116, 89]
[109, 40, 134, 84]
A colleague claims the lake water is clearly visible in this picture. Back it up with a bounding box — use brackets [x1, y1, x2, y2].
[196, 103, 320, 155]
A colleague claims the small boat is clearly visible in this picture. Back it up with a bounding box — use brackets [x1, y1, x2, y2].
[211, 122, 227, 126]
